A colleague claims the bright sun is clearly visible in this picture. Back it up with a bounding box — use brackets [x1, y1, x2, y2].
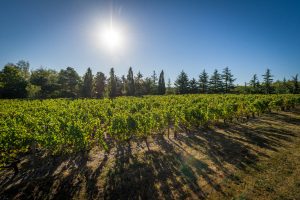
[101, 26, 123, 51]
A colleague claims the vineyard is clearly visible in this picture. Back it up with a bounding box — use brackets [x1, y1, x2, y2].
[1, 94, 300, 172]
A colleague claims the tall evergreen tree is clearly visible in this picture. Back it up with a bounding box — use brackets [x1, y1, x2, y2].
[151, 70, 158, 94]
[94, 72, 106, 98]
[166, 78, 173, 94]
[81, 67, 93, 98]
[189, 78, 198, 93]
[222, 67, 235, 93]
[174, 70, 189, 94]
[158, 70, 166, 95]
[126, 67, 135, 96]
[292, 74, 299, 94]
[209, 69, 223, 93]
[121, 75, 127, 95]
[249, 74, 260, 93]
[108, 68, 117, 98]
[199, 70, 209, 94]
[262, 68, 273, 94]
[135, 71, 144, 96]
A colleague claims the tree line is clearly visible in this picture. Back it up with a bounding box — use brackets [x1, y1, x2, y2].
[0, 60, 298, 99]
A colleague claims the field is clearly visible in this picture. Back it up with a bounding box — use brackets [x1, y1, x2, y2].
[1, 94, 300, 199]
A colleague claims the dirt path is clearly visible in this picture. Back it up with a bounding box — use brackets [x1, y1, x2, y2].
[1, 108, 300, 200]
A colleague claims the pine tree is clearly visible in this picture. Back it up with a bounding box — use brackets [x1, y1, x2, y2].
[209, 69, 223, 93]
[292, 74, 299, 94]
[82, 67, 93, 98]
[126, 67, 135, 96]
[158, 70, 166, 95]
[198, 69, 208, 94]
[135, 71, 144, 96]
[262, 68, 273, 94]
[151, 70, 158, 94]
[108, 68, 117, 98]
[94, 72, 106, 98]
[166, 78, 173, 94]
[249, 74, 260, 93]
[174, 70, 189, 94]
[222, 67, 235, 93]
[189, 78, 198, 93]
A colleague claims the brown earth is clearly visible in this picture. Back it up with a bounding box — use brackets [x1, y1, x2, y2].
[1, 107, 300, 200]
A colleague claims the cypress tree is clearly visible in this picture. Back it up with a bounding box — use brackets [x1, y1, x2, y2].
[126, 67, 135, 96]
[158, 70, 166, 95]
[82, 67, 93, 98]
[108, 68, 117, 98]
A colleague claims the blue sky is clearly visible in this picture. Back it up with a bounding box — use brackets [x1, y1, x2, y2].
[0, 0, 299, 85]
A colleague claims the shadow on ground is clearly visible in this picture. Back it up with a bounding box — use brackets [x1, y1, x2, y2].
[0, 109, 299, 199]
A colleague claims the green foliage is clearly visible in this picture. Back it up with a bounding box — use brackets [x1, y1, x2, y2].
[158, 70, 166, 95]
[81, 67, 94, 98]
[95, 72, 106, 98]
[175, 70, 189, 94]
[0, 64, 28, 98]
[1, 94, 299, 167]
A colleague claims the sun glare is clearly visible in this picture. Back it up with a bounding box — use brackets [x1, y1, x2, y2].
[101, 26, 123, 51]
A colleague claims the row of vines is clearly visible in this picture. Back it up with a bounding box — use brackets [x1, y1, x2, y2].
[1, 94, 300, 169]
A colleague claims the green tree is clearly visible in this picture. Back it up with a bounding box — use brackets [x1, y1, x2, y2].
[166, 78, 173, 94]
[158, 70, 166, 95]
[151, 70, 158, 94]
[30, 68, 59, 98]
[189, 78, 198, 93]
[81, 67, 94, 98]
[249, 74, 261, 93]
[292, 74, 299, 94]
[209, 69, 223, 93]
[95, 72, 106, 98]
[108, 68, 117, 98]
[16, 60, 30, 81]
[126, 67, 135, 96]
[175, 70, 189, 94]
[135, 71, 144, 96]
[58, 67, 81, 98]
[199, 69, 209, 94]
[143, 77, 152, 95]
[222, 67, 235, 93]
[262, 68, 273, 94]
[0, 64, 28, 98]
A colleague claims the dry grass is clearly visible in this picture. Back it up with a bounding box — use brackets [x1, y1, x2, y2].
[0, 107, 300, 200]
